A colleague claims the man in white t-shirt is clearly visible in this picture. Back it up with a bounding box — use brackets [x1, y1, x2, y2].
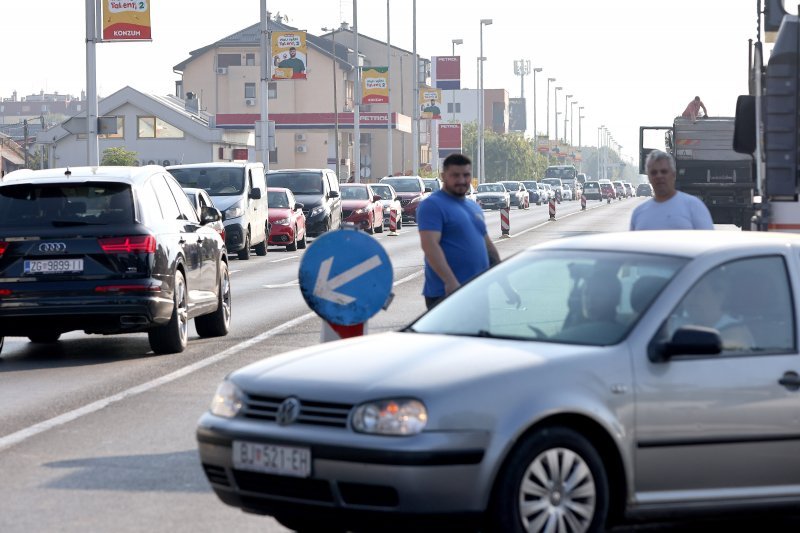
[630, 150, 714, 230]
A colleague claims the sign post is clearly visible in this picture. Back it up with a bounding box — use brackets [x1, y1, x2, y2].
[299, 228, 394, 342]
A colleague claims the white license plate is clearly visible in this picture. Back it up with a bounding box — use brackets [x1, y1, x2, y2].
[232, 441, 311, 478]
[24, 259, 84, 274]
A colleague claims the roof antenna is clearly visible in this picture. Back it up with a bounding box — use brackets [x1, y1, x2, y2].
[64, 168, 72, 177]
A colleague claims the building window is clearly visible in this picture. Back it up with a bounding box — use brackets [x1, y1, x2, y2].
[268, 82, 277, 99]
[246, 53, 256, 66]
[138, 116, 184, 139]
[99, 116, 124, 139]
[217, 53, 242, 68]
[245, 83, 256, 99]
[446, 103, 461, 113]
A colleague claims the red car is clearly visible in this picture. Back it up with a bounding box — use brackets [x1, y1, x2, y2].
[378, 176, 429, 224]
[267, 187, 307, 251]
[599, 181, 616, 201]
[340, 183, 384, 234]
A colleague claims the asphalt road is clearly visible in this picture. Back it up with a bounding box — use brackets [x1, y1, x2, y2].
[3, 196, 795, 532]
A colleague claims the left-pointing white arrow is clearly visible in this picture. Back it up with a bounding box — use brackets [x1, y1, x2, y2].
[313, 255, 383, 305]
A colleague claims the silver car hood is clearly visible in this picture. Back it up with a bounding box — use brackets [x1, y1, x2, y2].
[232, 331, 597, 399]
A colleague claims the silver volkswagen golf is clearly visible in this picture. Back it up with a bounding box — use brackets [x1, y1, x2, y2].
[198, 231, 800, 532]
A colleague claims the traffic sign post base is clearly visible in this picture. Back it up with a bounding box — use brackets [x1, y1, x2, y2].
[321, 320, 367, 342]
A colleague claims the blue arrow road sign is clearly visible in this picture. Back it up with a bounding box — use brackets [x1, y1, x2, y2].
[299, 229, 393, 325]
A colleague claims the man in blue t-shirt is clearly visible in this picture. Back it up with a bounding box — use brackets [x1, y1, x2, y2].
[417, 153, 501, 309]
[630, 150, 714, 230]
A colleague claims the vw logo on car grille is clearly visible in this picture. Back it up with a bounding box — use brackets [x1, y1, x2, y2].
[38, 242, 67, 253]
[275, 397, 301, 426]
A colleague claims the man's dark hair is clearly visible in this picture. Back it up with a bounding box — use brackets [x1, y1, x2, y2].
[442, 153, 471, 169]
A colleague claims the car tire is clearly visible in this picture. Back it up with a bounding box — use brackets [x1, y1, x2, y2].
[254, 235, 268, 256]
[237, 232, 251, 260]
[194, 262, 231, 338]
[287, 227, 298, 251]
[297, 230, 307, 249]
[28, 332, 61, 343]
[148, 270, 189, 354]
[487, 426, 609, 533]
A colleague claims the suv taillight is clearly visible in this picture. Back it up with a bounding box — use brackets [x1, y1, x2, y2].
[99, 236, 156, 253]
[0, 241, 7, 258]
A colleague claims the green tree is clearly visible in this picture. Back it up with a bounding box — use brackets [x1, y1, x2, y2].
[101, 147, 138, 166]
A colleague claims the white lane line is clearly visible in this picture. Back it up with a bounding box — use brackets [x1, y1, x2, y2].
[270, 256, 299, 263]
[0, 268, 426, 453]
[229, 269, 242, 274]
[263, 280, 300, 289]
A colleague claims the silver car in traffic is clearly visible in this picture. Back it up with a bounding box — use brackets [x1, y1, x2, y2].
[198, 231, 800, 532]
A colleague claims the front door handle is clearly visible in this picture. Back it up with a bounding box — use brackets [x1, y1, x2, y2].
[778, 371, 800, 391]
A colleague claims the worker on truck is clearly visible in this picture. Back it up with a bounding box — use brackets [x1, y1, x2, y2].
[681, 96, 708, 122]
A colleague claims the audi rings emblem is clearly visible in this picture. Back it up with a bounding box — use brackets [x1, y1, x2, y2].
[38, 242, 67, 253]
[275, 397, 301, 426]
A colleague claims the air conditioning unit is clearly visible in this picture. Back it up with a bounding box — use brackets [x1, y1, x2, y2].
[245, 98, 256, 106]
[294, 133, 307, 141]
[296, 145, 308, 153]
[216, 67, 228, 75]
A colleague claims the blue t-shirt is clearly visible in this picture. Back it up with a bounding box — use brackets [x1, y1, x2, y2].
[630, 191, 714, 230]
[417, 190, 489, 297]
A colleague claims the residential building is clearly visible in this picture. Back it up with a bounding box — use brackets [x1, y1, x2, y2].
[441, 88, 510, 134]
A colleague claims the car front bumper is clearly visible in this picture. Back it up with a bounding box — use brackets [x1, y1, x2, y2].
[268, 224, 296, 246]
[196, 414, 490, 520]
[223, 220, 246, 253]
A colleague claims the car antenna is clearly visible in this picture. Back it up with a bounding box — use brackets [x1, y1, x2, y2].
[64, 168, 72, 177]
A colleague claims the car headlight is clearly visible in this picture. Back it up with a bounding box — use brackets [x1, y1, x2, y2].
[272, 217, 291, 225]
[310, 205, 326, 217]
[209, 380, 243, 418]
[224, 203, 244, 220]
[351, 399, 427, 436]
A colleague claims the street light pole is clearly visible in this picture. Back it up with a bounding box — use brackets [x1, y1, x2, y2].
[532, 67, 542, 138]
[259, 0, 270, 171]
[322, 26, 341, 179]
[598, 126, 603, 180]
[354, 0, 361, 183]
[564, 94, 572, 144]
[570, 100, 577, 146]
[451, 39, 463, 122]
[479, 18, 492, 184]
[578, 106, 584, 148]
[554, 86, 562, 146]
[546, 77, 555, 140]
[386, 0, 392, 178]
[412, 0, 419, 176]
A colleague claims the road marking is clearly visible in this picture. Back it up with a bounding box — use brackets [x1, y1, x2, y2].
[0, 268, 426, 453]
[493, 203, 604, 243]
[270, 256, 299, 263]
[229, 269, 242, 274]
[263, 280, 299, 288]
[314, 256, 383, 305]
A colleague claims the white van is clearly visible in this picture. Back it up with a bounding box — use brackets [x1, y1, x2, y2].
[168, 162, 269, 260]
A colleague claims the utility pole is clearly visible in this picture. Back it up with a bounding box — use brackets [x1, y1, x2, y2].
[386, 0, 392, 178]
[412, 0, 419, 176]
[354, 0, 361, 183]
[532, 67, 542, 137]
[546, 77, 555, 140]
[260, 0, 270, 171]
[322, 26, 340, 179]
[85, 0, 99, 165]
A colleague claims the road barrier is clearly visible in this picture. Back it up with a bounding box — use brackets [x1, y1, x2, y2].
[580, 194, 587, 211]
[500, 207, 511, 238]
[549, 198, 556, 220]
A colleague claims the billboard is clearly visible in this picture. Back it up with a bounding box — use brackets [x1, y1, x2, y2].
[419, 87, 442, 119]
[438, 123, 462, 159]
[431, 56, 461, 90]
[271, 31, 307, 80]
[102, 0, 152, 41]
[509, 98, 527, 132]
[362, 67, 389, 104]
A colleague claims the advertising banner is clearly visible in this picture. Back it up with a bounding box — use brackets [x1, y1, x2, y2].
[361, 67, 389, 104]
[419, 87, 442, 119]
[271, 31, 307, 80]
[536, 135, 549, 153]
[438, 123, 462, 158]
[102, 0, 152, 41]
[431, 56, 461, 90]
[509, 98, 527, 132]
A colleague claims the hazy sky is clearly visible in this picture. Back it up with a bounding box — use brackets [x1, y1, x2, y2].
[2, 0, 776, 167]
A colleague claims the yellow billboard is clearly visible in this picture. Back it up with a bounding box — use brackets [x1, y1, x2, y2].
[271, 31, 307, 80]
[419, 87, 442, 119]
[362, 67, 389, 104]
[102, 0, 151, 41]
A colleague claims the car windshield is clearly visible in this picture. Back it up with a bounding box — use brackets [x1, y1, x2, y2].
[544, 167, 577, 179]
[541, 178, 562, 187]
[411, 250, 687, 346]
[170, 168, 246, 196]
[268, 172, 323, 195]
[585, 182, 599, 189]
[268, 191, 291, 208]
[500, 182, 519, 190]
[521, 181, 536, 189]
[477, 184, 505, 193]
[381, 179, 421, 193]
[371, 185, 394, 200]
[423, 179, 441, 191]
[0, 182, 134, 227]
[341, 186, 369, 200]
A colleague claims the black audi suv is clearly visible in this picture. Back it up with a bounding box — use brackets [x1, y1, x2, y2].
[0, 166, 231, 355]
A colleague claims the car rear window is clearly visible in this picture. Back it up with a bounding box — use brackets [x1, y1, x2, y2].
[0, 182, 134, 227]
[381, 179, 422, 193]
[268, 172, 324, 195]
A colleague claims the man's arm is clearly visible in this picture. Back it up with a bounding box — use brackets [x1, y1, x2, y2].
[700, 101, 708, 116]
[485, 234, 501, 267]
[419, 230, 460, 295]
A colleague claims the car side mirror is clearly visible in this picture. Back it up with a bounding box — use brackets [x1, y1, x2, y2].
[249, 188, 262, 200]
[372, 194, 382, 202]
[329, 190, 340, 198]
[649, 325, 722, 363]
[295, 202, 304, 210]
[200, 205, 222, 224]
[424, 187, 432, 193]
